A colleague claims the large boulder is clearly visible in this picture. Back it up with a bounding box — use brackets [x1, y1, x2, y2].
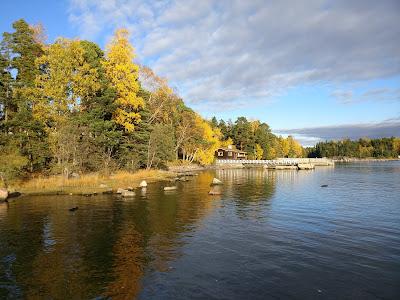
[0, 188, 8, 202]
[211, 178, 223, 185]
[164, 186, 177, 191]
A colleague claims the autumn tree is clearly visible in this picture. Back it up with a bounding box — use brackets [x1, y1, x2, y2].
[147, 123, 175, 169]
[140, 65, 179, 124]
[103, 29, 144, 132]
[33, 38, 100, 124]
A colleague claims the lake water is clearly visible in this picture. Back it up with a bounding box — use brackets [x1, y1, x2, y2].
[1, 162, 399, 299]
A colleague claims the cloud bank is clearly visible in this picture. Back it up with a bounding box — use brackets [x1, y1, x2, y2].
[68, 0, 400, 109]
[275, 118, 400, 146]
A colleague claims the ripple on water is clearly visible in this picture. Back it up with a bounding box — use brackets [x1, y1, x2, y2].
[0, 162, 399, 299]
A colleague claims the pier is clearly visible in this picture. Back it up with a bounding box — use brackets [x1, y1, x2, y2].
[215, 158, 334, 169]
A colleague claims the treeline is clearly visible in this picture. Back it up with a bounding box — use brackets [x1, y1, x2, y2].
[306, 137, 400, 158]
[0, 19, 304, 182]
[210, 117, 304, 159]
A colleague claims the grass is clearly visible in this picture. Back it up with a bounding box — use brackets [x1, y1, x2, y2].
[14, 169, 176, 195]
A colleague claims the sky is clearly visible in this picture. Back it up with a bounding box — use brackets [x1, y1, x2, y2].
[1, 0, 399, 145]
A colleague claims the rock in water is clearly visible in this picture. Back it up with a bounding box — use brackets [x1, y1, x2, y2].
[116, 188, 126, 194]
[321, 184, 328, 188]
[0, 188, 8, 202]
[208, 190, 222, 195]
[139, 180, 147, 188]
[297, 163, 315, 170]
[122, 190, 135, 197]
[164, 186, 177, 191]
[211, 178, 223, 185]
[69, 206, 78, 212]
[209, 185, 222, 195]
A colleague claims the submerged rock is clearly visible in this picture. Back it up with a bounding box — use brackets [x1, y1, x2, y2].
[122, 190, 135, 197]
[211, 178, 223, 185]
[209, 185, 223, 195]
[164, 186, 177, 191]
[0, 188, 8, 202]
[208, 190, 222, 195]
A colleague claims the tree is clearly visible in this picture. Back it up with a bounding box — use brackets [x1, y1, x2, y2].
[1, 19, 50, 175]
[232, 117, 254, 153]
[103, 29, 144, 132]
[139, 65, 179, 125]
[33, 38, 100, 124]
[147, 124, 175, 169]
[255, 144, 263, 160]
[195, 116, 223, 165]
[0, 44, 13, 121]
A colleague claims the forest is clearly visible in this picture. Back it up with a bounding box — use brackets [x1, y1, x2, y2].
[306, 137, 400, 158]
[0, 19, 304, 183]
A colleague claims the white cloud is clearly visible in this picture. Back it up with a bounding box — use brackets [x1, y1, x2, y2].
[68, 0, 400, 110]
[332, 87, 400, 104]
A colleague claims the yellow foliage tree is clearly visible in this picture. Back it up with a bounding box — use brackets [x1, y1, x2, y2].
[139, 65, 178, 124]
[33, 38, 100, 125]
[103, 29, 144, 132]
[287, 136, 303, 157]
[255, 144, 263, 160]
[193, 116, 223, 165]
[280, 137, 290, 157]
[266, 147, 276, 159]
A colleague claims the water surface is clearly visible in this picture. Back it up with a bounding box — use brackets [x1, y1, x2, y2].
[1, 162, 399, 299]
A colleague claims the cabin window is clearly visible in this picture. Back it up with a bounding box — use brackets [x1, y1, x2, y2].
[218, 151, 224, 157]
[238, 153, 245, 157]
[227, 151, 232, 157]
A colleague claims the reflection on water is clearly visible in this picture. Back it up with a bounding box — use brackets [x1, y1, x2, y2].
[1, 163, 400, 299]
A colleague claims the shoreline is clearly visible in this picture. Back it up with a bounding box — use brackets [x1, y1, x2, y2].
[3, 170, 178, 198]
[333, 158, 400, 162]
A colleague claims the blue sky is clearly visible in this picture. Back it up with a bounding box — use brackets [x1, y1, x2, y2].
[1, 0, 399, 145]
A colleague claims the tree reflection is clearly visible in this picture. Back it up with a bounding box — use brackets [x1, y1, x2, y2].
[105, 223, 145, 299]
[0, 170, 277, 298]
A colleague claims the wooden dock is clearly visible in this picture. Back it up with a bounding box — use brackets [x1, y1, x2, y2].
[215, 158, 334, 168]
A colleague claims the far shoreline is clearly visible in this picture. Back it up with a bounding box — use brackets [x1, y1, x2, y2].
[333, 157, 400, 162]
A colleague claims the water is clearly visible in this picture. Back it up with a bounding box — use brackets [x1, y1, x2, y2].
[1, 162, 399, 299]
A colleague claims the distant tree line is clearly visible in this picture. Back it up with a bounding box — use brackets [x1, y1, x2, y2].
[306, 137, 400, 158]
[0, 19, 305, 183]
